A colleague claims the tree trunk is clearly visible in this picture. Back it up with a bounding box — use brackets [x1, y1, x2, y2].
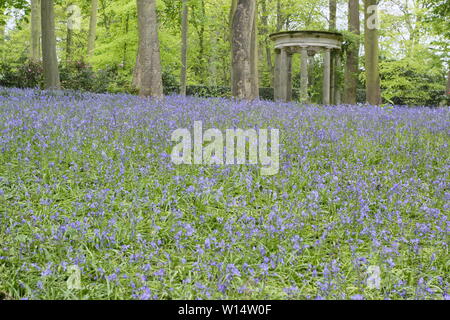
[136, 0, 163, 98]
[344, 0, 360, 104]
[31, 0, 41, 62]
[364, 0, 381, 105]
[132, 51, 141, 89]
[329, 0, 336, 30]
[261, 0, 273, 87]
[447, 70, 450, 95]
[180, 0, 188, 96]
[87, 0, 98, 57]
[195, 0, 206, 83]
[41, 0, 60, 89]
[0, 22, 3, 45]
[231, 0, 258, 100]
[250, 1, 259, 99]
[229, 0, 237, 89]
[276, 0, 282, 32]
[207, 27, 220, 86]
[123, 13, 129, 66]
[329, 0, 337, 104]
[0, 11, 5, 59]
[66, 22, 72, 63]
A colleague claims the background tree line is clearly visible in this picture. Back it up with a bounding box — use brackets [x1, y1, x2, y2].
[0, 0, 448, 105]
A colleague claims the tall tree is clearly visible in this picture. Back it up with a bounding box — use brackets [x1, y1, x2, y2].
[344, 0, 360, 104]
[364, 0, 381, 105]
[329, 0, 336, 30]
[447, 70, 450, 95]
[30, 0, 41, 62]
[41, 0, 60, 89]
[230, 0, 258, 100]
[276, 0, 282, 32]
[122, 13, 130, 66]
[260, 0, 273, 86]
[66, 17, 72, 63]
[180, 0, 188, 96]
[329, 0, 337, 103]
[136, 0, 163, 97]
[87, 0, 98, 57]
[0, 10, 5, 60]
[250, 0, 258, 98]
[66, 4, 74, 63]
[191, 0, 206, 83]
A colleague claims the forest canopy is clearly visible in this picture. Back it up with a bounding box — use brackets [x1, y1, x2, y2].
[0, 0, 448, 106]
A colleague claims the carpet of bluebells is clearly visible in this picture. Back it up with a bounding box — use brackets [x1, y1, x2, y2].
[0, 87, 449, 300]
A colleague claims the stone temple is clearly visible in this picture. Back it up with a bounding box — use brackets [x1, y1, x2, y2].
[269, 30, 343, 104]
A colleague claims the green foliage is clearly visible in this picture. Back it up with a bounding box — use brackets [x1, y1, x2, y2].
[380, 50, 446, 106]
[60, 60, 113, 92]
[421, 0, 450, 38]
[0, 0, 448, 105]
[0, 59, 42, 88]
[380, 58, 445, 106]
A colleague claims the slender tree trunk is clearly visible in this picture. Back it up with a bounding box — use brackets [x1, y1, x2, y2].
[250, 1, 259, 99]
[136, 0, 163, 98]
[447, 70, 450, 95]
[132, 51, 141, 89]
[276, 0, 282, 32]
[0, 11, 5, 59]
[31, 0, 41, 62]
[329, 0, 337, 104]
[207, 27, 219, 86]
[87, 0, 98, 57]
[0, 21, 3, 44]
[344, 0, 360, 104]
[229, 0, 237, 89]
[180, 0, 188, 96]
[196, 0, 206, 83]
[99, 0, 110, 33]
[231, 0, 258, 100]
[66, 22, 72, 63]
[364, 0, 381, 105]
[123, 13, 129, 66]
[329, 0, 336, 30]
[41, 0, 60, 89]
[261, 0, 273, 86]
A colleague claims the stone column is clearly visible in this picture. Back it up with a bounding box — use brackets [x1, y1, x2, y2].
[334, 53, 342, 105]
[308, 53, 315, 91]
[323, 47, 331, 105]
[286, 53, 293, 102]
[274, 49, 281, 101]
[330, 51, 336, 104]
[300, 47, 309, 103]
[279, 48, 289, 102]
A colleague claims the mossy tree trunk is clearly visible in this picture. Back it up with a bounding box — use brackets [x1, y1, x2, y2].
[87, 0, 99, 57]
[231, 0, 258, 100]
[180, 0, 188, 96]
[364, 0, 381, 105]
[344, 0, 360, 104]
[41, 0, 60, 89]
[136, 0, 163, 98]
[31, 0, 41, 62]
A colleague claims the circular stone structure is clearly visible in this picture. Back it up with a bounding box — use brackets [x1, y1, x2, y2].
[269, 30, 344, 104]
